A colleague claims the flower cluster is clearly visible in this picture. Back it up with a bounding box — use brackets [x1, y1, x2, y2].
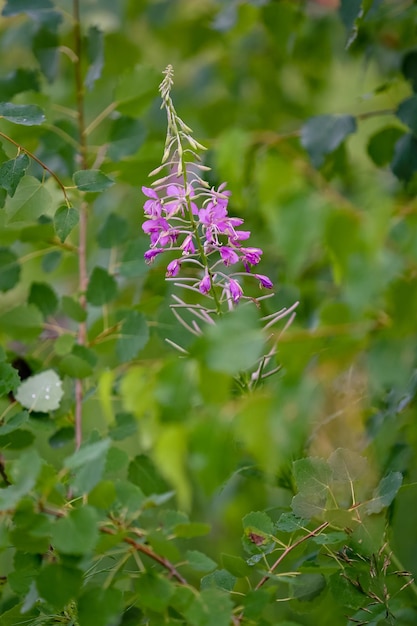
[142, 65, 273, 309]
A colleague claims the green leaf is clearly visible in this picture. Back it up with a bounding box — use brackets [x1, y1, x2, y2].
[115, 64, 160, 115]
[65, 438, 110, 494]
[367, 127, 404, 167]
[0, 69, 40, 100]
[53, 205, 79, 242]
[61, 295, 87, 322]
[85, 26, 104, 90]
[73, 169, 114, 192]
[174, 521, 211, 538]
[116, 310, 149, 362]
[221, 553, 252, 578]
[301, 114, 357, 168]
[183, 588, 233, 626]
[391, 133, 417, 181]
[97, 212, 128, 248]
[0, 247, 20, 291]
[186, 550, 217, 573]
[0, 411, 29, 434]
[290, 573, 326, 602]
[88, 480, 116, 509]
[0, 304, 43, 341]
[242, 511, 275, 535]
[54, 333, 75, 356]
[65, 438, 111, 471]
[4, 175, 52, 223]
[86, 266, 118, 305]
[0, 102, 45, 125]
[328, 448, 368, 482]
[2, 0, 54, 15]
[36, 563, 83, 609]
[402, 50, 417, 92]
[397, 95, 417, 135]
[59, 353, 93, 378]
[128, 453, 170, 495]
[77, 587, 123, 626]
[109, 412, 137, 441]
[364, 471, 403, 515]
[33, 24, 60, 83]
[28, 281, 58, 317]
[51, 506, 99, 555]
[135, 572, 174, 612]
[0, 360, 20, 395]
[119, 240, 149, 277]
[0, 449, 42, 511]
[242, 589, 271, 621]
[108, 116, 146, 161]
[339, 0, 363, 47]
[276, 512, 308, 533]
[293, 457, 332, 496]
[42, 250, 61, 272]
[201, 569, 236, 591]
[193, 305, 264, 375]
[0, 153, 29, 197]
[48, 426, 75, 448]
[15, 369, 63, 412]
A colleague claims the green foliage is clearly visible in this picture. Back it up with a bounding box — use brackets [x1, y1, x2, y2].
[0, 1, 417, 625]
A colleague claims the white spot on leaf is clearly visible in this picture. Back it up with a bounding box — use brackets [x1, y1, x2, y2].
[15, 370, 64, 412]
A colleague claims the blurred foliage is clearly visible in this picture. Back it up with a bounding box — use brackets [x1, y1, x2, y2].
[0, 0, 417, 624]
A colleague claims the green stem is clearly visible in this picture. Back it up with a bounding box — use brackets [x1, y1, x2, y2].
[73, 0, 89, 451]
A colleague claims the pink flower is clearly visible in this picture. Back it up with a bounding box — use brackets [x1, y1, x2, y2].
[255, 274, 273, 289]
[228, 278, 243, 303]
[220, 247, 239, 266]
[240, 247, 263, 267]
[144, 248, 164, 263]
[199, 271, 212, 295]
[166, 259, 181, 277]
[142, 186, 162, 217]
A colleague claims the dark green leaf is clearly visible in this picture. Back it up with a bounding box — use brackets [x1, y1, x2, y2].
[53, 205, 79, 242]
[242, 511, 275, 535]
[128, 453, 170, 494]
[0, 247, 20, 292]
[85, 26, 104, 90]
[48, 426, 75, 448]
[51, 506, 99, 555]
[108, 116, 146, 160]
[364, 471, 403, 515]
[0, 153, 30, 197]
[42, 250, 61, 272]
[2, 0, 54, 15]
[88, 480, 116, 509]
[0, 429, 34, 449]
[116, 310, 149, 362]
[242, 589, 271, 620]
[33, 25, 59, 83]
[276, 512, 308, 532]
[0, 69, 40, 99]
[402, 50, 417, 92]
[0, 411, 28, 434]
[86, 266, 118, 305]
[221, 553, 252, 578]
[73, 169, 114, 192]
[0, 304, 43, 340]
[339, 0, 362, 47]
[301, 115, 356, 168]
[397, 96, 417, 135]
[65, 438, 111, 471]
[293, 457, 332, 496]
[36, 563, 83, 609]
[0, 102, 45, 125]
[109, 412, 137, 441]
[28, 282, 58, 317]
[367, 127, 404, 166]
[174, 522, 211, 538]
[77, 587, 123, 626]
[183, 588, 233, 626]
[290, 573, 326, 602]
[97, 212, 128, 248]
[59, 353, 93, 378]
[391, 133, 417, 181]
[119, 239, 149, 277]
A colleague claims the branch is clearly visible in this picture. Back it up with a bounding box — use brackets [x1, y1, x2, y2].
[0, 131, 71, 206]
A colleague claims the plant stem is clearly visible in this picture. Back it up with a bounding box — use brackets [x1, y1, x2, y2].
[73, 0, 89, 450]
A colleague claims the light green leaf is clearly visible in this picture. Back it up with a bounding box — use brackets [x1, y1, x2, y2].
[186, 550, 217, 573]
[5, 175, 52, 223]
[73, 169, 114, 192]
[36, 563, 83, 609]
[59, 353, 93, 378]
[51, 506, 99, 555]
[61, 295, 87, 322]
[53, 205, 79, 242]
[0, 102, 45, 125]
[77, 587, 123, 626]
[0, 153, 29, 196]
[0, 304, 43, 340]
[328, 448, 368, 483]
[64, 438, 111, 471]
[15, 369, 63, 412]
[201, 569, 236, 591]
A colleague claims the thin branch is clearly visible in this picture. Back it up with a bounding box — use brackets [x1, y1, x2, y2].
[255, 522, 329, 590]
[0, 131, 71, 206]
